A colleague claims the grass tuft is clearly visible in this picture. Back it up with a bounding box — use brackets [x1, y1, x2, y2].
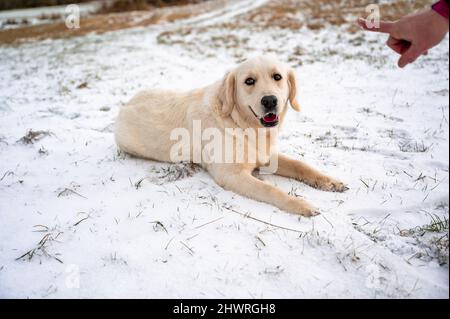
[18, 130, 52, 144]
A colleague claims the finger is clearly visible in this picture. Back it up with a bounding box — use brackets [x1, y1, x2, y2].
[387, 37, 405, 54]
[357, 17, 394, 34]
[399, 41, 411, 54]
[390, 38, 411, 54]
[398, 45, 422, 68]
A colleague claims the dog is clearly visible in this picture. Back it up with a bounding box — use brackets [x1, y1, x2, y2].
[115, 56, 348, 216]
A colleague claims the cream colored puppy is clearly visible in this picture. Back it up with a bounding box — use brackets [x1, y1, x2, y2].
[115, 56, 347, 216]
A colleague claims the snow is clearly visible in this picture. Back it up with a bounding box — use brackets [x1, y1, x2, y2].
[0, 0, 448, 298]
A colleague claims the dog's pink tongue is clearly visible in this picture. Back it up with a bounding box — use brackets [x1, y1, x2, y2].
[263, 113, 278, 123]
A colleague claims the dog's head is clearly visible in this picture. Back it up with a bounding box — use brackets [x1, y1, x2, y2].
[219, 56, 300, 128]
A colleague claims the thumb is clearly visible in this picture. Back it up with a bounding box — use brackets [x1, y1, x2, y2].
[398, 45, 422, 68]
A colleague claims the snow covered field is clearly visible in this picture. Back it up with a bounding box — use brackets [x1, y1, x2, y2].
[0, 0, 448, 298]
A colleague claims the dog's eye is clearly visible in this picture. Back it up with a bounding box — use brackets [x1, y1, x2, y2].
[245, 78, 256, 86]
[273, 74, 282, 81]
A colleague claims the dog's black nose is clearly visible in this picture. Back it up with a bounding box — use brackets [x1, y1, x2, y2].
[261, 95, 278, 110]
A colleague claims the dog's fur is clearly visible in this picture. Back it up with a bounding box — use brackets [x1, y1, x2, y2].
[115, 56, 347, 216]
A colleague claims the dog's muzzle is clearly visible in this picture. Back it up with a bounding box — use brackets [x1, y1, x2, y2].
[248, 105, 279, 127]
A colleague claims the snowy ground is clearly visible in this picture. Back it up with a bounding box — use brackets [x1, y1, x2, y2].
[0, 0, 449, 298]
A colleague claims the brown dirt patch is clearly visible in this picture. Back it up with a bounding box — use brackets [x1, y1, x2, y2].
[98, 0, 207, 13]
[241, 0, 432, 33]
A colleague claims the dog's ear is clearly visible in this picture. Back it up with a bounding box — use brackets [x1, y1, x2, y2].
[218, 71, 236, 117]
[288, 69, 301, 112]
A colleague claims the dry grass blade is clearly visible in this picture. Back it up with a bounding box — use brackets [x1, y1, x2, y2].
[73, 216, 90, 227]
[180, 241, 194, 255]
[18, 130, 53, 144]
[359, 178, 369, 188]
[0, 171, 14, 181]
[194, 217, 224, 229]
[150, 221, 169, 234]
[256, 236, 266, 247]
[32, 225, 49, 232]
[57, 188, 87, 199]
[222, 204, 306, 234]
[151, 163, 200, 184]
[16, 230, 64, 264]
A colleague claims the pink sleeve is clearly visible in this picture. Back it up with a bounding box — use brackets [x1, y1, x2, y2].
[432, 0, 449, 19]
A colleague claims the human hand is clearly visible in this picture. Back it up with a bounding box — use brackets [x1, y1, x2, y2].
[358, 9, 449, 68]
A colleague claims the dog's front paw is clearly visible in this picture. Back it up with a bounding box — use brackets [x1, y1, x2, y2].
[316, 177, 349, 193]
[286, 198, 320, 217]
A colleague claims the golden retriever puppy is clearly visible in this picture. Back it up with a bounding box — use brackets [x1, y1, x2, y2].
[115, 56, 347, 216]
